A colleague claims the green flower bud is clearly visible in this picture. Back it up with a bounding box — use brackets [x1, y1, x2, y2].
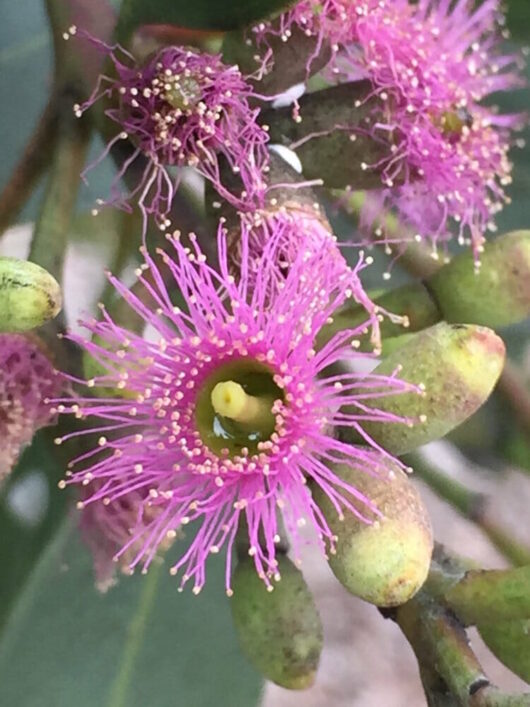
[380, 332, 417, 357]
[478, 619, 530, 683]
[0, 257, 61, 332]
[444, 566, 530, 625]
[427, 231, 530, 328]
[223, 24, 331, 95]
[313, 462, 433, 606]
[264, 83, 389, 189]
[230, 555, 322, 689]
[317, 282, 440, 352]
[355, 322, 505, 455]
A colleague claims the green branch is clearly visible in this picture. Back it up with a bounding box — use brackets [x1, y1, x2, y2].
[388, 547, 530, 706]
[0, 95, 59, 237]
[394, 589, 489, 706]
[29, 110, 90, 281]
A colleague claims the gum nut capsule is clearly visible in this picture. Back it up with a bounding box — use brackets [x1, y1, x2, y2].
[0, 257, 61, 332]
[313, 461, 433, 607]
[230, 555, 323, 690]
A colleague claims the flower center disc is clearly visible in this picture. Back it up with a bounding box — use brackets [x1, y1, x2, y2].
[163, 74, 201, 112]
[194, 359, 283, 458]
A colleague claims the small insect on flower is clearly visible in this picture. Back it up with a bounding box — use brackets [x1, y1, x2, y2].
[57, 219, 418, 594]
[335, 0, 526, 259]
[70, 29, 270, 226]
[0, 334, 60, 485]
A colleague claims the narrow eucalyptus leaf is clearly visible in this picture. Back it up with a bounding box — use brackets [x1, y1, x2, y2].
[115, 0, 295, 43]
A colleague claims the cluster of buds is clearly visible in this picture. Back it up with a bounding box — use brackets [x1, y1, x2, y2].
[14, 0, 523, 693]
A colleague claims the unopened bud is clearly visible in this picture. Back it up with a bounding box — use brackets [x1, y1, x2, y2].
[0, 257, 61, 332]
[264, 82, 389, 189]
[314, 462, 432, 606]
[230, 555, 322, 689]
[478, 619, 530, 683]
[317, 282, 439, 351]
[428, 231, 530, 328]
[223, 24, 331, 95]
[357, 323, 505, 455]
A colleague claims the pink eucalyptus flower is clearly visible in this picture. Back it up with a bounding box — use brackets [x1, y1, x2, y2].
[337, 0, 525, 258]
[228, 208, 376, 323]
[0, 334, 60, 482]
[70, 28, 270, 225]
[260, 0, 524, 257]
[56, 219, 418, 594]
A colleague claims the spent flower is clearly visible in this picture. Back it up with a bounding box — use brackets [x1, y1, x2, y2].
[0, 334, 60, 483]
[55, 218, 418, 594]
[69, 28, 270, 225]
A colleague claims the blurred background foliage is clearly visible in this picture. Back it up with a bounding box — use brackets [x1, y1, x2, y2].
[0, 1, 528, 705]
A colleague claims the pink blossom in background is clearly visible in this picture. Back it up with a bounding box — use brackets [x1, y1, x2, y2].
[339, 0, 525, 258]
[0, 334, 60, 482]
[79, 484, 176, 592]
[227, 208, 377, 323]
[55, 219, 418, 594]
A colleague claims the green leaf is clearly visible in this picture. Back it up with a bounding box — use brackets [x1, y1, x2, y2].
[0, 431, 68, 632]
[115, 0, 294, 42]
[507, 0, 530, 40]
[0, 521, 262, 707]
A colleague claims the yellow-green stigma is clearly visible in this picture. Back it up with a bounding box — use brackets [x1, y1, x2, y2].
[163, 75, 201, 111]
[195, 359, 281, 457]
[440, 107, 474, 139]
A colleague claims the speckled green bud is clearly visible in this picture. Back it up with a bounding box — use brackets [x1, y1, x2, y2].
[478, 619, 530, 683]
[427, 231, 530, 328]
[317, 282, 440, 352]
[230, 555, 322, 689]
[223, 24, 331, 95]
[355, 322, 505, 455]
[0, 257, 61, 332]
[264, 83, 389, 189]
[313, 462, 433, 607]
[82, 337, 136, 400]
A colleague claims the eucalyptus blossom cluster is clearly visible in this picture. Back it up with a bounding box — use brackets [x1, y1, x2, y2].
[1, 0, 528, 696]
